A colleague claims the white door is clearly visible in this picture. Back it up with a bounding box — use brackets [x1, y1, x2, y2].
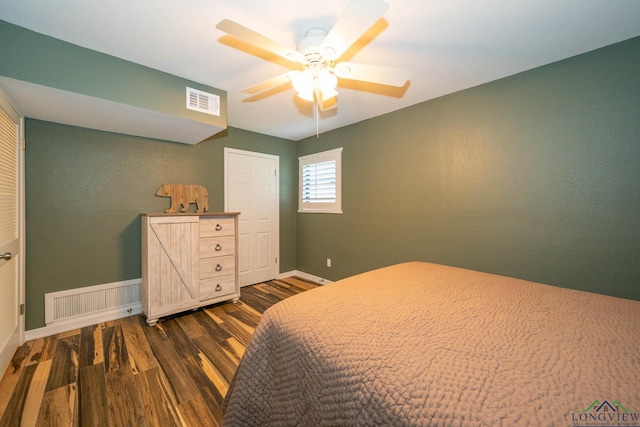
[0, 93, 24, 376]
[224, 148, 279, 286]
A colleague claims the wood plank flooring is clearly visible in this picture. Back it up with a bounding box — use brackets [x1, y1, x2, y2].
[0, 277, 319, 427]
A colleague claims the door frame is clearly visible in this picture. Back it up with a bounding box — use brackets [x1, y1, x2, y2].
[0, 90, 26, 372]
[223, 147, 279, 285]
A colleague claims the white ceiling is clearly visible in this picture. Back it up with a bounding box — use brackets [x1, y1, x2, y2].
[1, 0, 639, 141]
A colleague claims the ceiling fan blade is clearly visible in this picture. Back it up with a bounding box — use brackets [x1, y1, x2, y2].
[242, 72, 295, 94]
[320, 0, 389, 61]
[216, 19, 304, 63]
[333, 62, 409, 87]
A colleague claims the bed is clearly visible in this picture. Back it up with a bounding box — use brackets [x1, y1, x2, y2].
[222, 262, 640, 426]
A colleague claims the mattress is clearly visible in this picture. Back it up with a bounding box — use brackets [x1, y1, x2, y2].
[222, 262, 640, 426]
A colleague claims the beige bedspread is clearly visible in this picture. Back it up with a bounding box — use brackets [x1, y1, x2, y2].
[222, 262, 640, 426]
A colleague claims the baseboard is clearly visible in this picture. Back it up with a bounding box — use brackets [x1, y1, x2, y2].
[25, 272, 330, 341]
[25, 304, 142, 341]
[279, 270, 333, 285]
[26, 278, 143, 341]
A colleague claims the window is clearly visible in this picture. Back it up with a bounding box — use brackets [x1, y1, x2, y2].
[299, 148, 342, 213]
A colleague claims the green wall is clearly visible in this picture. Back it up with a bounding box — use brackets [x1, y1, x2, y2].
[25, 123, 296, 330]
[22, 34, 640, 331]
[296, 36, 640, 300]
[0, 19, 226, 134]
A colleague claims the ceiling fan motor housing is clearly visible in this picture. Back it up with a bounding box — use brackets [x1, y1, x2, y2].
[297, 28, 336, 62]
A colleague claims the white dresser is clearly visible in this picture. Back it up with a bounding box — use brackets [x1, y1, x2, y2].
[141, 212, 240, 326]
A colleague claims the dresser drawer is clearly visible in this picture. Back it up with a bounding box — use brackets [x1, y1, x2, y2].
[200, 274, 236, 300]
[200, 255, 235, 279]
[200, 217, 235, 238]
[200, 236, 235, 258]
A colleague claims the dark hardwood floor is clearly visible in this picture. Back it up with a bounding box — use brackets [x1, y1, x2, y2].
[0, 277, 319, 427]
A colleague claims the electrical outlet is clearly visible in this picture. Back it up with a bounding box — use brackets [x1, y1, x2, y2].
[326, 258, 332, 267]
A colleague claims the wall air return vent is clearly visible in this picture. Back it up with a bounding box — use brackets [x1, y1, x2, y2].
[186, 87, 220, 116]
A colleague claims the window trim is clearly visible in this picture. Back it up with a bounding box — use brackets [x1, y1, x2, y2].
[298, 148, 342, 214]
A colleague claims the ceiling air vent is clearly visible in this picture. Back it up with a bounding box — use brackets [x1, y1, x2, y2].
[186, 87, 220, 116]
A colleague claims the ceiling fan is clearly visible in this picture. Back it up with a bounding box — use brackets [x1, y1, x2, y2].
[216, 0, 410, 111]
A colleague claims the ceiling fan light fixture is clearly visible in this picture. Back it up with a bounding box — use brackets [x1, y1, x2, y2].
[292, 68, 338, 102]
[292, 70, 314, 94]
[320, 87, 338, 102]
[297, 88, 315, 102]
[318, 69, 338, 90]
[317, 69, 338, 100]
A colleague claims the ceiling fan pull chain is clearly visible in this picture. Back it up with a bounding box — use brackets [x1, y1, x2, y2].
[316, 99, 320, 138]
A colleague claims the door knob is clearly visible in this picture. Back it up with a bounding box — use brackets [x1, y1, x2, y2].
[1, 252, 11, 261]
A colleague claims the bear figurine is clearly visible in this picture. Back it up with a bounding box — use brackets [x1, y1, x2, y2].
[155, 184, 209, 213]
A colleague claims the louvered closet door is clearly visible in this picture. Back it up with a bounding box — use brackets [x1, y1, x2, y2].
[0, 98, 21, 377]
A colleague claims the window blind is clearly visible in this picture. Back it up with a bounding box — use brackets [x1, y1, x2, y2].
[301, 160, 336, 204]
[298, 147, 342, 214]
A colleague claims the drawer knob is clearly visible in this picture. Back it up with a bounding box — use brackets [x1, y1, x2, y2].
[215, 244, 222, 251]
[215, 264, 222, 272]
[215, 224, 222, 231]
[215, 284, 222, 292]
